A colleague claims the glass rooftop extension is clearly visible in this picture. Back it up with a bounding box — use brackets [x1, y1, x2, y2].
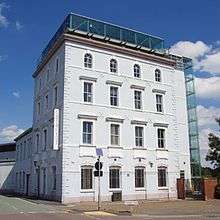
[37, 13, 165, 67]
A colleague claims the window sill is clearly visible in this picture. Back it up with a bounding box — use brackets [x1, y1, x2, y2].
[109, 188, 122, 192]
[80, 189, 95, 193]
[156, 148, 168, 151]
[135, 187, 146, 191]
[158, 187, 168, 190]
[80, 144, 96, 148]
[108, 145, 123, 149]
[133, 147, 147, 150]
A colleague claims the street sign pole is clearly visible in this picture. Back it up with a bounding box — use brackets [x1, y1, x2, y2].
[98, 155, 101, 211]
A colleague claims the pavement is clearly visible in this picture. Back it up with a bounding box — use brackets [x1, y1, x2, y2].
[0, 194, 220, 220]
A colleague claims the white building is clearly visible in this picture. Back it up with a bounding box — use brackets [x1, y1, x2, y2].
[14, 13, 195, 203]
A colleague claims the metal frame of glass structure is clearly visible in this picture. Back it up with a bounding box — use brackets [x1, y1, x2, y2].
[37, 13, 165, 67]
[183, 57, 202, 190]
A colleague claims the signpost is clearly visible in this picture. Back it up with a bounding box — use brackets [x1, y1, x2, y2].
[95, 148, 103, 211]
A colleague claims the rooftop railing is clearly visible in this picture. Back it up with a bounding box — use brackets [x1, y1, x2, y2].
[37, 13, 165, 68]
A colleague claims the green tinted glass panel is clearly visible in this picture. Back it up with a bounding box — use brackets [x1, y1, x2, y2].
[187, 94, 197, 109]
[190, 149, 200, 163]
[121, 29, 136, 44]
[188, 108, 197, 122]
[71, 15, 88, 32]
[189, 121, 198, 136]
[106, 24, 121, 40]
[191, 163, 201, 177]
[89, 20, 105, 36]
[190, 135, 199, 149]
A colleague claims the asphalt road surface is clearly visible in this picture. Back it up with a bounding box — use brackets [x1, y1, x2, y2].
[0, 195, 219, 220]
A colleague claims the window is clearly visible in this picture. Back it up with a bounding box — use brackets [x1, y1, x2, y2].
[55, 58, 59, 73]
[19, 172, 22, 188]
[81, 166, 93, 189]
[37, 102, 41, 115]
[45, 95, 49, 110]
[135, 167, 145, 188]
[155, 69, 161, 82]
[20, 143, 23, 161]
[157, 128, 165, 148]
[23, 171, 25, 189]
[84, 53, 92, 68]
[158, 167, 167, 187]
[134, 64, 141, 78]
[156, 94, 163, 112]
[110, 86, 118, 106]
[23, 141, 26, 160]
[36, 134, 40, 153]
[109, 167, 120, 189]
[52, 166, 56, 190]
[39, 78, 42, 91]
[83, 82, 93, 103]
[54, 86, 58, 106]
[110, 59, 117, 73]
[134, 90, 142, 109]
[43, 129, 47, 150]
[83, 121, 93, 144]
[135, 126, 144, 147]
[43, 168, 46, 194]
[111, 124, 120, 146]
[46, 69, 50, 82]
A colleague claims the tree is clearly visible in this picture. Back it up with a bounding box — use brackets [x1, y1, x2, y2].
[206, 118, 220, 169]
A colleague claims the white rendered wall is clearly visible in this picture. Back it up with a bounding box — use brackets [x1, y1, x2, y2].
[61, 40, 191, 203]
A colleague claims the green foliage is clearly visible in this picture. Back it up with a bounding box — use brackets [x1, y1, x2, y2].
[206, 118, 220, 168]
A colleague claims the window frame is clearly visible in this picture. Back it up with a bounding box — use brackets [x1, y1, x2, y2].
[134, 64, 141, 78]
[109, 167, 121, 189]
[157, 128, 165, 149]
[135, 126, 144, 147]
[110, 59, 118, 73]
[155, 69, 161, 82]
[156, 94, 163, 113]
[135, 167, 145, 188]
[110, 86, 119, 107]
[110, 123, 120, 146]
[134, 90, 142, 110]
[52, 166, 57, 191]
[84, 53, 93, 69]
[83, 81, 93, 103]
[158, 167, 167, 188]
[43, 129, 47, 151]
[81, 166, 93, 190]
[82, 121, 93, 145]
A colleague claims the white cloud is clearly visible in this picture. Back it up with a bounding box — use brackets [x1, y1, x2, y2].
[170, 40, 220, 75]
[197, 105, 220, 127]
[0, 2, 9, 27]
[0, 55, 7, 62]
[0, 125, 24, 142]
[197, 52, 220, 75]
[15, 21, 22, 30]
[195, 76, 220, 99]
[12, 91, 20, 98]
[170, 41, 211, 61]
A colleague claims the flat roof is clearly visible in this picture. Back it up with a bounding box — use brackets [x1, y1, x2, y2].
[37, 13, 165, 68]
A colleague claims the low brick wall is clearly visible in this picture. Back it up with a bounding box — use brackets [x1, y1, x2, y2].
[203, 178, 218, 200]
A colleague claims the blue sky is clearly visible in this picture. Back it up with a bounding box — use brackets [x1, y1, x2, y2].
[0, 0, 220, 165]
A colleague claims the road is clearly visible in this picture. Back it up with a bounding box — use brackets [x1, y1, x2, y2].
[0, 195, 219, 220]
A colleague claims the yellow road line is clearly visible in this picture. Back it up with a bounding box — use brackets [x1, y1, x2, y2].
[84, 211, 116, 216]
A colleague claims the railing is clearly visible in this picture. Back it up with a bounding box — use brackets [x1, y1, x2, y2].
[36, 13, 165, 68]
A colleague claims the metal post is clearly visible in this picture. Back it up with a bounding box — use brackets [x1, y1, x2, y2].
[98, 156, 101, 211]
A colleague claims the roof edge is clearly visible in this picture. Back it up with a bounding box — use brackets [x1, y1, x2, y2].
[14, 127, 33, 142]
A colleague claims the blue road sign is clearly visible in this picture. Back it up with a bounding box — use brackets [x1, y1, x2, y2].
[96, 148, 103, 156]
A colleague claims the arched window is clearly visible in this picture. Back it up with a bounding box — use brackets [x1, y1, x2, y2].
[134, 64, 141, 78]
[155, 69, 161, 82]
[110, 59, 117, 73]
[84, 53, 92, 68]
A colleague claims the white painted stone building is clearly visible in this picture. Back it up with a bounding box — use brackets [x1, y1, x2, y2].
[14, 14, 193, 203]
